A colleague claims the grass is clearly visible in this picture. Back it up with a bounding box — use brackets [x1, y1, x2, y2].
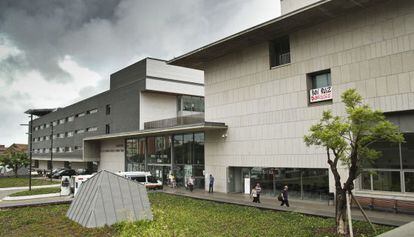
[0, 177, 59, 188]
[0, 193, 393, 237]
[9, 187, 61, 197]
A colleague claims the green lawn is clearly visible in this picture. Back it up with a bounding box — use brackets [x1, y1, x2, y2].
[9, 187, 61, 197]
[0, 193, 393, 237]
[0, 177, 59, 188]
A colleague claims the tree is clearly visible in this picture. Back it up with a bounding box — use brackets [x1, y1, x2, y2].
[304, 89, 403, 235]
[0, 151, 29, 177]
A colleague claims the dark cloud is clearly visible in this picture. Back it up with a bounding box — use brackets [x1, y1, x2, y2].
[0, 0, 280, 145]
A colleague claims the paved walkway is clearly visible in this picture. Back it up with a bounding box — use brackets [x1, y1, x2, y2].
[0, 196, 72, 208]
[163, 188, 414, 227]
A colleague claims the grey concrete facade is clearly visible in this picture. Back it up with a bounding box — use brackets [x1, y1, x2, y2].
[169, 0, 414, 202]
[29, 58, 203, 169]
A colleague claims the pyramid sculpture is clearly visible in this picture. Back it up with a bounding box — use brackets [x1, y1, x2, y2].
[66, 170, 153, 228]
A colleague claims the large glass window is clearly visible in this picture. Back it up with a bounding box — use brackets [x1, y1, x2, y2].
[405, 172, 414, 193]
[126, 138, 145, 171]
[178, 96, 204, 112]
[194, 133, 204, 165]
[147, 136, 171, 164]
[372, 171, 401, 192]
[360, 133, 414, 194]
[366, 141, 400, 169]
[401, 133, 414, 169]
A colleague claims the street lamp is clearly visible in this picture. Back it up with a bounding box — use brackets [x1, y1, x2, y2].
[50, 121, 54, 182]
[20, 114, 33, 191]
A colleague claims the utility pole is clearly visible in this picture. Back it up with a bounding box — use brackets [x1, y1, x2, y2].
[50, 121, 54, 181]
[20, 115, 33, 191]
[29, 114, 33, 191]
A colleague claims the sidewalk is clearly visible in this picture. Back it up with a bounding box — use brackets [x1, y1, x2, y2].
[163, 187, 414, 227]
[0, 184, 60, 191]
[0, 195, 72, 208]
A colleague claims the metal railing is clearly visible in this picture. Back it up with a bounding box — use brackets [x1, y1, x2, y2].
[144, 113, 205, 130]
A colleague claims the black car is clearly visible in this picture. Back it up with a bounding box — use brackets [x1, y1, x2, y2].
[46, 167, 68, 178]
[52, 169, 77, 179]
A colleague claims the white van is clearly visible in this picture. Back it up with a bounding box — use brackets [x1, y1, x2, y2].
[73, 174, 95, 196]
[117, 171, 163, 190]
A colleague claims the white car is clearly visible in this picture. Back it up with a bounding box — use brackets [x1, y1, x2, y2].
[117, 171, 163, 190]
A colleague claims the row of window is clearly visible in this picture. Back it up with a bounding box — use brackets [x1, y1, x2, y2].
[33, 146, 82, 154]
[33, 106, 109, 131]
[32, 127, 98, 142]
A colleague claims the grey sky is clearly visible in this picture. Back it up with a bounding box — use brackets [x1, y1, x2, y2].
[0, 0, 280, 146]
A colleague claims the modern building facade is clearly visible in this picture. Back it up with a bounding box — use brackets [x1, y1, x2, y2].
[28, 58, 206, 173]
[169, 0, 414, 206]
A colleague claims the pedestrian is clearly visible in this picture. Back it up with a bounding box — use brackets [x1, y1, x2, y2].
[188, 176, 194, 192]
[280, 185, 289, 207]
[251, 187, 258, 203]
[170, 174, 176, 188]
[255, 183, 262, 203]
[209, 174, 214, 193]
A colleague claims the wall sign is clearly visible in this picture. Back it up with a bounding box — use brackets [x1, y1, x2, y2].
[309, 86, 332, 103]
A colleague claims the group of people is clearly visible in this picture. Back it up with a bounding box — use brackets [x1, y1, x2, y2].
[251, 183, 289, 207]
[172, 174, 289, 207]
[168, 173, 215, 194]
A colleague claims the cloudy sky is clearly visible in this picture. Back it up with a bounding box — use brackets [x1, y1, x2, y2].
[0, 0, 280, 146]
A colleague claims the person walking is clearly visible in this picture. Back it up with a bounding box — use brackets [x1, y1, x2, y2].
[188, 176, 194, 192]
[208, 174, 215, 193]
[251, 187, 258, 203]
[255, 183, 262, 203]
[280, 185, 289, 207]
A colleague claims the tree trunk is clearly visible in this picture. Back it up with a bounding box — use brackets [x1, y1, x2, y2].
[14, 167, 18, 177]
[336, 189, 348, 235]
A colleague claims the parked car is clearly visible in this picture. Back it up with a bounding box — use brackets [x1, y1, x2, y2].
[51, 169, 77, 179]
[46, 167, 68, 178]
[117, 171, 163, 190]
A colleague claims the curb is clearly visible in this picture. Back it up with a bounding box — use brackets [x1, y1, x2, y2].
[3, 193, 61, 201]
[0, 184, 60, 191]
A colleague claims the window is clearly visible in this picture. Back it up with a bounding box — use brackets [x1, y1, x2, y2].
[52, 121, 58, 126]
[76, 112, 85, 118]
[87, 108, 98, 114]
[33, 160, 39, 168]
[308, 70, 332, 104]
[67, 116, 74, 122]
[52, 134, 57, 140]
[39, 137, 43, 141]
[360, 132, 414, 193]
[58, 147, 65, 153]
[75, 129, 85, 134]
[105, 124, 110, 134]
[64, 161, 70, 168]
[74, 146, 82, 151]
[45, 136, 49, 141]
[269, 35, 291, 67]
[66, 131, 74, 137]
[106, 104, 111, 115]
[45, 123, 50, 128]
[44, 148, 49, 153]
[47, 161, 52, 170]
[58, 133, 65, 138]
[52, 148, 57, 153]
[87, 127, 98, 132]
[65, 147, 73, 152]
[178, 96, 204, 112]
[59, 118, 65, 124]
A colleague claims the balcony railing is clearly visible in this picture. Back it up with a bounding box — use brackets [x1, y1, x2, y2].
[278, 52, 291, 65]
[144, 113, 205, 130]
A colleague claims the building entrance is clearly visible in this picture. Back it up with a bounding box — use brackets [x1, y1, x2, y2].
[229, 167, 330, 200]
